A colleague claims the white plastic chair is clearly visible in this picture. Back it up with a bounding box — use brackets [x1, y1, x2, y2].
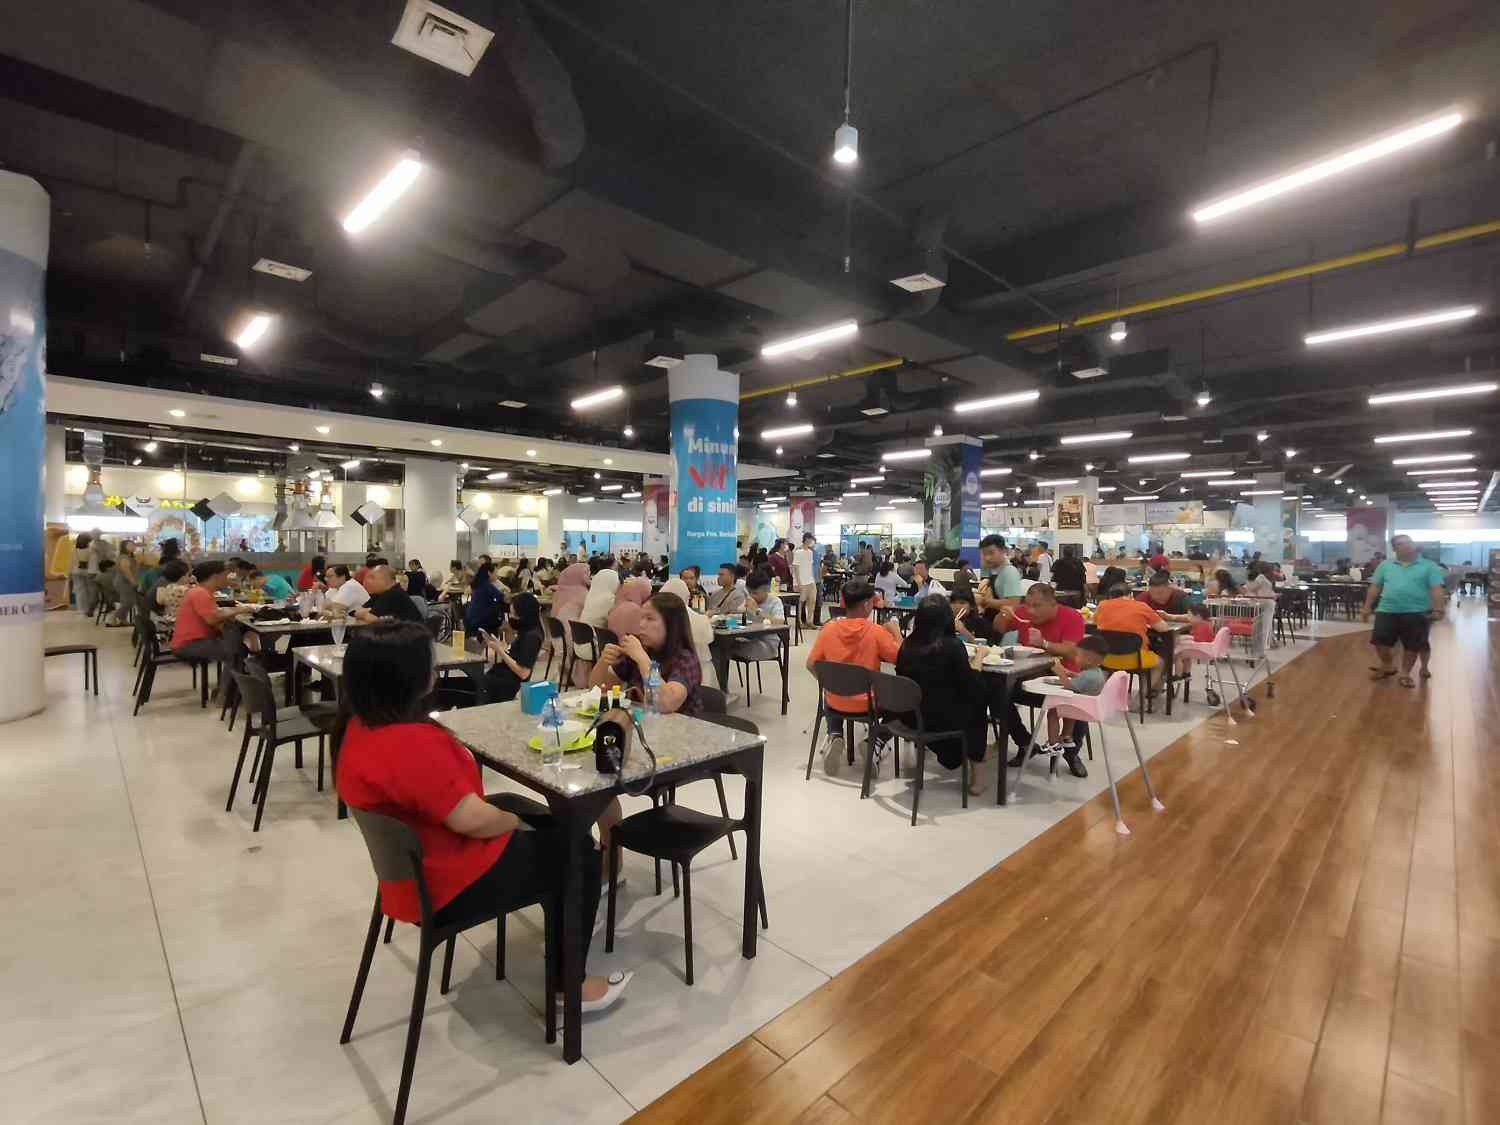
[1173, 626, 1252, 724]
[1014, 671, 1164, 836]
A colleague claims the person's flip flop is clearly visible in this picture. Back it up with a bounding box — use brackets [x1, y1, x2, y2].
[1420, 670, 1432, 679]
[1370, 669, 1396, 681]
[1398, 675, 1416, 688]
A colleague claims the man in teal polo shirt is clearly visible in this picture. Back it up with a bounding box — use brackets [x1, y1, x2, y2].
[1361, 534, 1445, 686]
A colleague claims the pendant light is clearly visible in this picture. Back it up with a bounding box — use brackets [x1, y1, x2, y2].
[832, 1, 859, 165]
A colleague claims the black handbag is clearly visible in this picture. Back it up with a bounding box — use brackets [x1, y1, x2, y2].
[587, 706, 658, 796]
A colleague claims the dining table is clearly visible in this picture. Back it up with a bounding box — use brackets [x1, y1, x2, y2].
[708, 620, 792, 714]
[245, 615, 372, 702]
[435, 703, 766, 1064]
[973, 648, 1056, 806]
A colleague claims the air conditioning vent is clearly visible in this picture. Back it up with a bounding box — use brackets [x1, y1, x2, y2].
[1071, 366, 1107, 380]
[252, 257, 312, 282]
[392, 0, 495, 76]
[199, 353, 238, 366]
[859, 405, 889, 417]
[890, 272, 946, 293]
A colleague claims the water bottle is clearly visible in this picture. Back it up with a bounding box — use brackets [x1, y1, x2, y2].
[539, 694, 565, 770]
[644, 660, 663, 731]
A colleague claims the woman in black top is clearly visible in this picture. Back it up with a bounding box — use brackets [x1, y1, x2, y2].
[895, 596, 989, 790]
[481, 592, 545, 702]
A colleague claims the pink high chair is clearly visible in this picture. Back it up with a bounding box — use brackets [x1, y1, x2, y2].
[1014, 670, 1165, 836]
[1174, 626, 1254, 723]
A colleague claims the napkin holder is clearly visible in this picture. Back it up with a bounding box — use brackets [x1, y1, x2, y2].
[521, 680, 558, 716]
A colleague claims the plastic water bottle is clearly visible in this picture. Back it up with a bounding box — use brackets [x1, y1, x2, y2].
[644, 660, 663, 732]
[539, 694, 565, 771]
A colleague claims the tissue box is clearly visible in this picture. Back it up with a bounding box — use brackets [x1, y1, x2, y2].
[521, 681, 558, 715]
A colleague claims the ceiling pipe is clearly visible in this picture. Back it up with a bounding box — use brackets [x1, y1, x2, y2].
[1005, 217, 1500, 341]
[176, 142, 258, 317]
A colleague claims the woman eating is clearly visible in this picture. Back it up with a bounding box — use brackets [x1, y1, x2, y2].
[895, 597, 990, 794]
[335, 623, 631, 1011]
[588, 592, 703, 716]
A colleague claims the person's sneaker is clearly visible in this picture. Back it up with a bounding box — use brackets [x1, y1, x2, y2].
[824, 733, 845, 777]
[1062, 745, 1088, 778]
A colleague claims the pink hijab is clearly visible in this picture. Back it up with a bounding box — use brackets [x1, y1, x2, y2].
[606, 577, 653, 636]
[550, 563, 591, 623]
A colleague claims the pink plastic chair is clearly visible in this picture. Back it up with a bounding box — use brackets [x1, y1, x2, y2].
[1014, 670, 1164, 836]
[1173, 626, 1252, 724]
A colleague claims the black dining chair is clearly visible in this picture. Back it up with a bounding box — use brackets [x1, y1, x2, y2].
[567, 620, 597, 685]
[804, 661, 885, 796]
[1097, 629, 1150, 722]
[728, 632, 782, 708]
[227, 661, 335, 832]
[133, 624, 216, 714]
[542, 614, 568, 683]
[869, 672, 969, 826]
[340, 804, 557, 1125]
[605, 717, 768, 986]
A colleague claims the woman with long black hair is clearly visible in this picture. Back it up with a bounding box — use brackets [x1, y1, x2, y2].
[463, 561, 506, 636]
[480, 592, 545, 703]
[334, 622, 631, 1011]
[895, 595, 991, 793]
[588, 591, 704, 716]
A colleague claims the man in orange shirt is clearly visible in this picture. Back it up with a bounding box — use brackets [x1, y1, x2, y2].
[1092, 581, 1176, 692]
[805, 578, 901, 776]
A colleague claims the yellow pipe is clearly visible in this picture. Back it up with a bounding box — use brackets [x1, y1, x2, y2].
[739, 356, 904, 401]
[1004, 216, 1500, 342]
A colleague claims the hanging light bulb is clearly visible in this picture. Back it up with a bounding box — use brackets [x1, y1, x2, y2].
[1084, 462, 1094, 472]
[786, 390, 798, 407]
[1256, 430, 1269, 442]
[1109, 319, 1128, 343]
[775, 445, 784, 456]
[832, 1, 858, 165]
[1028, 449, 1041, 461]
[1284, 448, 1298, 459]
[833, 122, 859, 164]
[932, 423, 944, 436]
[1196, 383, 1213, 407]
[623, 423, 635, 438]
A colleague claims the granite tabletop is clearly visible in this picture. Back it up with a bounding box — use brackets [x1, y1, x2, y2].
[436, 701, 764, 796]
[710, 620, 791, 637]
[292, 642, 482, 678]
[245, 616, 373, 634]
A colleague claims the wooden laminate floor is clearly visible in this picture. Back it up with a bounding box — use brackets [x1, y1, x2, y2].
[630, 605, 1500, 1125]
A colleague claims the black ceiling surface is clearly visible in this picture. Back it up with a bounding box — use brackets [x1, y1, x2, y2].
[5, 0, 1500, 507]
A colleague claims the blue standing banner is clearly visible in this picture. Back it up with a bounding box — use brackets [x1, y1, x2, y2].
[667, 356, 739, 579]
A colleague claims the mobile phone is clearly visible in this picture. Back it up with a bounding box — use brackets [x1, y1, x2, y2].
[477, 627, 494, 647]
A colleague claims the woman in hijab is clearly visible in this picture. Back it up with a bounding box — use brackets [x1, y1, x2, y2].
[580, 568, 620, 629]
[549, 562, 591, 624]
[659, 575, 714, 663]
[606, 576, 653, 637]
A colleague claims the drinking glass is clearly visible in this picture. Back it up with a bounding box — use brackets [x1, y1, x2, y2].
[331, 619, 346, 648]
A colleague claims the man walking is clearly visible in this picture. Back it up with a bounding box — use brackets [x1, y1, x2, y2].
[1362, 534, 1445, 687]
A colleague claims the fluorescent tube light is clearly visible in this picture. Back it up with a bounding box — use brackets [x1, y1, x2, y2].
[1306, 305, 1478, 346]
[1124, 494, 1160, 500]
[1418, 479, 1478, 488]
[761, 423, 815, 440]
[979, 491, 1010, 500]
[1096, 486, 1118, 493]
[849, 476, 885, 485]
[1191, 111, 1462, 223]
[340, 460, 361, 470]
[1368, 381, 1498, 405]
[1207, 478, 1257, 486]
[622, 491, 641, 499]
[1059, 430, 1131, 445]
[1239, 489, 1284, 496]
[1035, 478, 1079, 487]
[236, 313, 273, 349]
[881, 448, 932, 462]
[843, 491, 869, 498]
[342, 151, 424, 233]
[1372, 428, 1473, 444]
[1180, 469, 1235, 478]
[542, 488, 564, 496]
[571, 386, 625, 411]
[577, 497, 595, 504]
[1407, 468, 1480, 476]
[1022, 499, 1052, 505]
[1126, 452, 1190, 463]
[600, 484, 623, 492]
[953, 389, 1041, 414]
[1391, 453, 1474, 465]
[761, 320, 858, 358]
[979, 467, 1013, 477]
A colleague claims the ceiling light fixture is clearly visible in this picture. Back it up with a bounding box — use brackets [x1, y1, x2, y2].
[979, 490, 1010, 500]
[143, 441, 158, 453]
[932, 423, 944, 436]
[571, 386, 625, 411]
[1059, 430, 1132, 446]
[1368, 381, 1498, 405]
[775, 446, 784, 455]
[369, 383, 385, 400]
[1190, 110, 1462, 223]
[288, 443, 300, 452]
[1312, 466, 1322, 474]
[342, 149, 424, 234]
[761, 423, 815, 440]
[600, 484, 623, 492]
[622, 491, 642, 499]
[542, 488, 563, 496]
[762, 320, 859, 358]
[622, 424, 635, 438]
[1239, 489, 1284, 496]
[1406, 467, 1477, 476]
[1035, 478, 1080, 487]
[1195, 384, 1213, 407]
[1372, 428, 1474, 444]
[1179, 469, 1235, 478]
[1096, 486, 1118, 493]
[979, 467, 1013, 477]
[1284, 448, 1298, 459]
[952, 389, 1040, 414]
[881, 448, 932, 462]
[1391, 452, 1474, 465]
[525, 449, 537, 458]
[1256, 431, 1269, 443]
[131, 457, 141, 466]
[1126, 452, 1190, 464]
[235, 313, 274, 350]
[843, 491, 869, 498]
[786, 390, 798, 407]
[1418, 479, 1478, 488]
[850, 475, 885, 485]
[1306, 305, 1478, 346]
[341, 459, 361, 470]
[1028, 449, 1041, 461]
[1022, 498, 1053, 506]
[832, 0, 858, 163]
[485, 471, 509, 481]
[315, 425, 331, 435]
[577, 496, 595, 504]
[498, 399, 527, 409]
[1109, 320, 1128, 343]
[1207, 478, 1257, 486]
[1084, 463, 1095, 472]
[429, 438, 442, 447]
[593, 471, 601, 479]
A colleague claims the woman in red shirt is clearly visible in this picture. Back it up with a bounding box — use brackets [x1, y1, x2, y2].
[335, 623, 631, 1012]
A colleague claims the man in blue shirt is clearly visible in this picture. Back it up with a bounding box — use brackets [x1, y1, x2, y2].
[251, 568, 294, 602]
[1361, 534, 1445, 686]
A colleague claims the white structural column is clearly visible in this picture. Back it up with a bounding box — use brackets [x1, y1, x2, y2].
[402, 459, 459, 574]
[0, 172, 49, 723]
[44, 424, 66, 524]
[1249, 471, 1285, 561]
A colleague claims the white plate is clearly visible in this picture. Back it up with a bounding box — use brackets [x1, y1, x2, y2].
[1009, 645, 1044, 657]
[982, 654, 1013, 666]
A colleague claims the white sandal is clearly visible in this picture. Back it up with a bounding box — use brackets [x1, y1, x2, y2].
[559, 970, 634, 1014]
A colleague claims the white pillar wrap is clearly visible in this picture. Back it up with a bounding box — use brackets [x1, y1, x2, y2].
[0, 173, 49, 723]
[403, 459, 459, 576]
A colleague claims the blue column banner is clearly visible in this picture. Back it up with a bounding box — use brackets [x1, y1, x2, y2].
[922, 437, 983, 564]
[0, 172, 49, 722]
[667, 356, 739, 579]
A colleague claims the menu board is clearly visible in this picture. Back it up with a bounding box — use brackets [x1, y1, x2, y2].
[1057, 493, 1084, 529]
[1145, 500, 1205, 526]
[1093, 502, 1145, 526]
